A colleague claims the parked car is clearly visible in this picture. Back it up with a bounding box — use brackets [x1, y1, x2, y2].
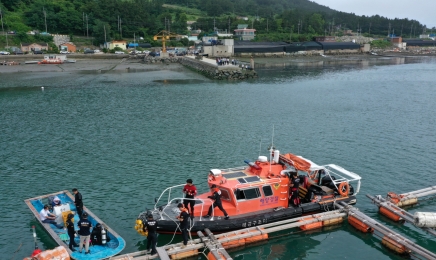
[33, 50, 44, 54]
[13, 50, 24, 55]
[59, 50, 70, 54]
[84, 49, 94, 54]
[0, 51, 10, 55]
[143, 50, 150, 55]
[115, 51, 125, 54]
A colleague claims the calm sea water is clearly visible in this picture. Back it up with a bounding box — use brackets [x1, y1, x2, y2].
[1, 57, 436, 260]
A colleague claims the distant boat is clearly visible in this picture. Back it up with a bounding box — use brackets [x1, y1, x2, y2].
[64, 59, 76, 63]
[25, 61, 39, 64]
[24, 190, 126, 259]
[38, 54, 67, 64]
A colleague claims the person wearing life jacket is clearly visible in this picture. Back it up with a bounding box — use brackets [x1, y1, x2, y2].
[143, 214, 158, 255]
[66, 213, 79, 251]
[205, 184, 230, 220]
[91, 223, 111, 245]
[182, 179, 197, 218]
[289, 172, 301, 207]
[177, 203, 190, 248]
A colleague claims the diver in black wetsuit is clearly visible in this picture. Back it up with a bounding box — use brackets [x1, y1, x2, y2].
[290, 172, 301, 207]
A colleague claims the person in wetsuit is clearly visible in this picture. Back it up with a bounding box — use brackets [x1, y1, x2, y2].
[66, 213, 78, 251]
[143, 214, 158, 255]
[177, 203, 190, 247]
[290, 172, 301, 207]
[205, 184, 229, 219]
[72, 188, 83, 218]
[182, 179, 197, 218]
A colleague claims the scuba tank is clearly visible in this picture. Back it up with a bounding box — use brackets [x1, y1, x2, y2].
[101, 226, 107, 245]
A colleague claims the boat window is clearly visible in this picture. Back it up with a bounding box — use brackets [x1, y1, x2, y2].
[262, 186, 273, 197]
[220, 189, 231, 201]
[235, 188, 261, 200]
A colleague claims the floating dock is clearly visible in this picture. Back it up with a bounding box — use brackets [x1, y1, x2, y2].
[112, 201, 436, 260]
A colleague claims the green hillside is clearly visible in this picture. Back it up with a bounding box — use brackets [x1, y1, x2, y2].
[0, 0, 428, 48]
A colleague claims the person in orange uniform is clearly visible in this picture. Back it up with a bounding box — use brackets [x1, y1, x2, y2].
[182, 179, 197, 217]
[176, 203, 190, 247]
[205, 184, 229, 219]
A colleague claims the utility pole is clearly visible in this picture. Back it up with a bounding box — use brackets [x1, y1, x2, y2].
[388, 22, 391, 37]
[86, 14, 89, 38]
[410, 24, 413, 38]
[228, 17, 230, 35]
[104, 25, 107, 44]
[267, 18, 268, 33]
[290, 27, 292, 42]
[401, 24, 403, 36]
[43, 7, 47, 33]
[297, 20, 300, 36]
[0, 8, 8, 47]
[369, 22, 371, 36]
[83, 12, 85, 36]
[120, 18, 122, 38]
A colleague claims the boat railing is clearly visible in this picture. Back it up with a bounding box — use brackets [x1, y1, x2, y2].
[219, 166, 247, 173]
[158, 197, 216, 221]
[233, 176, 284, 190]
[323, 165, 361, 195]
[154, 184, 186, 209]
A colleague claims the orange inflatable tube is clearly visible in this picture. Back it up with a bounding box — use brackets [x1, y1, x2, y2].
[348, 215, 373, 233]
[299, 217, 323, 231]
[379, 206, 403, 222]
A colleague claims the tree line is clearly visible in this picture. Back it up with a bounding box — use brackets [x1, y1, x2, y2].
[0, 0, 429, 46]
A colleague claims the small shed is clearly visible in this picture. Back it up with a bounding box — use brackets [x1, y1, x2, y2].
[60, 42, 76, 53]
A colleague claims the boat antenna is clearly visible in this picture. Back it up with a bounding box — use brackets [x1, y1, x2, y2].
[258, 138, 262, 158]
[270, 125, 275, 172]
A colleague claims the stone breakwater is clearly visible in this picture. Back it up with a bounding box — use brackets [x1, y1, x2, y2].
[142, 56, 257, 80]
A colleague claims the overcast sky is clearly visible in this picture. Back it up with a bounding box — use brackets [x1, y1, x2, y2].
[313, 0, 435, 28]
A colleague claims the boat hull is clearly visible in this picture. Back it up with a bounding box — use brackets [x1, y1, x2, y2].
[24, 190, 125, 260]
[149, 195, 356, 234]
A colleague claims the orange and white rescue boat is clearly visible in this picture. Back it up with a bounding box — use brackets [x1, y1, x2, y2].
[135, 147, 362, 234]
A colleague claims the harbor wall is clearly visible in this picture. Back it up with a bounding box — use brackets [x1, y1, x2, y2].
[142, 56, 257, 80]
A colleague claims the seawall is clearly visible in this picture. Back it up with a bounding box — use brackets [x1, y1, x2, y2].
[143, 56, 257, 80]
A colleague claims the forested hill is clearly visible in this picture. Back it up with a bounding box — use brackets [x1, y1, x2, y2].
[0, 0, 427, 44]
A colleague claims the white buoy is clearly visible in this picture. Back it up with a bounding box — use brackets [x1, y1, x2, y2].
[41, 87, 44, 91]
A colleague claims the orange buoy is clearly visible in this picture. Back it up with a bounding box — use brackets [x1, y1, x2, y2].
[379, 206, 403, 222]
[244, 228, 268, 244]
[221, 234, 245, 249]
[387, 192, 401, 205]
[170, 249, 198, 259]
[322, 217, 343, 227]
[348, 215, 373, 233]
[299, 217, 323, 231]
[32, 246, 69, 260]
[381, 236, 409, 255]
[338, 182, 350, 197]
[207, 251, 226, 260]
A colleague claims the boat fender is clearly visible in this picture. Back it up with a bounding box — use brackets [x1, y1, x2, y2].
[338, 182, 350, 197]
[101, 226, 107, 245]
